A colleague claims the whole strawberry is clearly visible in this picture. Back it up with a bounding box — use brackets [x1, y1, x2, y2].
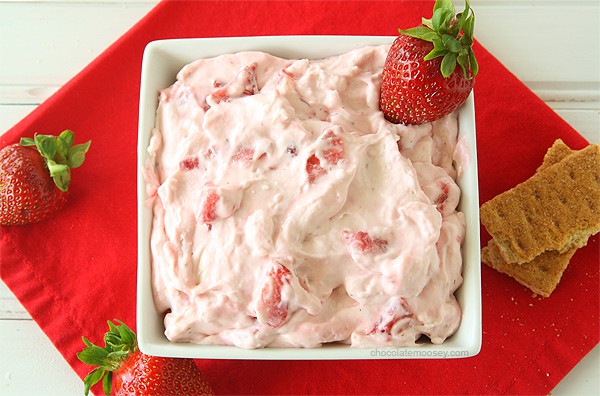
[0, 130, 90, 225]
[380, 0, 478, 125]
[78, 320, 214, 396]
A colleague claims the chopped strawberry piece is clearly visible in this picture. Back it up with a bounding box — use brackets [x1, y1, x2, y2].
[344, 231, 388, 255]
[257, 262, 292, 328]
[367, 316, 398, 335]
[434, 182, 450, 212]
[278, 62, 296, 81]
[322, 131, 344, 165]
[434, 191, 449, 205]
[434, 182, 450, 204]
[367, 314, 409, 335]
[231, 147, 266, 167]
[207, 63, 259, 106]
[306, 154, 326, 183]
[232, 147, 255, 166]
[210, 89, 229, 104]
[367, 298, 412, 335]
[200, 190, 219, 224]
[305, 130, 345, 183]
[180, 156, 199, 171]
[196, 184, 242, 228]
[242, 63, 259, 95]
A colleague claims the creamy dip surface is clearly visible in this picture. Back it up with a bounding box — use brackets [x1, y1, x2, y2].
[145, 45, 466, 348]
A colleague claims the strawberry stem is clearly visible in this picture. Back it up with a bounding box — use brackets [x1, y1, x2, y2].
[77, 320, 137, 396]
[398, 0, 478, 79]
[20, 130, 91, 192]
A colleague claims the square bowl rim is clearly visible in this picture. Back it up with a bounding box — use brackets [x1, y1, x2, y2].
[136, 35, 482, 360]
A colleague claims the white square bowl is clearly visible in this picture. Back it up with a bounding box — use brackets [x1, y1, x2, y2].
[137, 36, 481, 359]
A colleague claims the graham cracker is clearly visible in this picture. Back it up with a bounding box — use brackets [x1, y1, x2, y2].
[483, 140, 578, 297]
[482, 239, 577, 297]
[482, 140, 600, 296]
[480, 143, 600, 264]
[537, 139, 573, 171]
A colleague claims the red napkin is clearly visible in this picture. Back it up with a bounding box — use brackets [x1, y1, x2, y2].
[1, 1, 597, 394]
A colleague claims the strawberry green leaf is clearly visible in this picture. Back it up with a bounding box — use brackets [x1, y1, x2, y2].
[59, 129, 75, 147]
[433, 0, 454, 15]
[119, 328, 136, 347]
[432, 7, 453, 32]
[83, 367, 105, 396]
[19, 131, 91, 191]
[440, 52, 458, 78]
[449, 13, 462, 36]
[397, 26, 439, 43]
[469, 47, 479, 77]
[55, 137, 69, 163]
[424, 38, 448, 61]
[107, 350, 130, 359]
[46, 160, 68, 176]
[82, 337, 94, 348]
[464, 0, 472, 18]
[107, 320, 119, 334]
[19, 137, 36, 147]
[459, 33, 473, 46]
[463, 13, 475, 39]
[35, 135, 57, 162]
[104, 333, 121, 350]
[457, 51, 469, 77]
[79, 320, 139, 396]
[442, 34, 461, 52]
[116, 320, 134, 334]
[421, 17, 434, 29]
[67, 141, 91, 168]
[459, 1, 473, 30]
[458, 10, 468, 32]
[49, 166, 71, 192]
[103, 371, 113, 396]
[424, 49, 448, 61]
[78, 345, 110, 366]
[404, 0, 478, 79]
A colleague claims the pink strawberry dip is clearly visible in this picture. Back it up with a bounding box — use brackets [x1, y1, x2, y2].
[145, 45, 466, 348]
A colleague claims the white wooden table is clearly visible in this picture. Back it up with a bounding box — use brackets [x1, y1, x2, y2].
[1, 1, 598, 395]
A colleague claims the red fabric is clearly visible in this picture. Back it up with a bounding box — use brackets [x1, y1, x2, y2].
[1, 1, 597, 394]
